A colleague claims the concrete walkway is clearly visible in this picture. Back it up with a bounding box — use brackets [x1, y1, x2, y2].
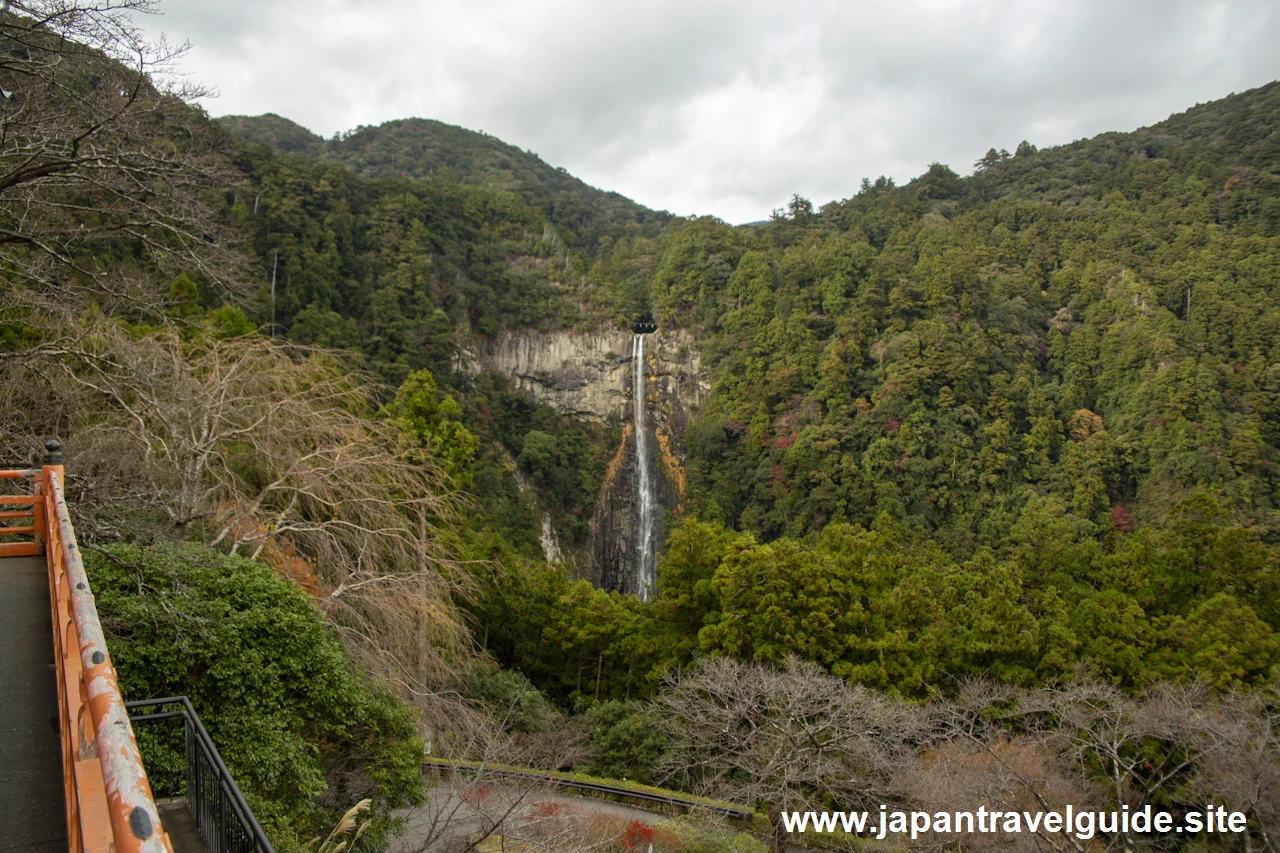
[0, 556, 67, 853]
[157, 799, 209, 853]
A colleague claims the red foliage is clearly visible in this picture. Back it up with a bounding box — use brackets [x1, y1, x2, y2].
[1111, 505, 1134, 533]
[886, 416, 900, 433]
[767, 464, 790, 491]
[260, 539, 329, 599]
[459, 783, 493, 806]
[773, 430, 797, 449]
[533, 800, 567, 817]
[622, 820, 655, 850]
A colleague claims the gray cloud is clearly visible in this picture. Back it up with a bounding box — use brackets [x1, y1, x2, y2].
[142, 0, 1280, 223]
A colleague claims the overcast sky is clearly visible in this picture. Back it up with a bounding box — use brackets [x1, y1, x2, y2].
[140, 0, 1280, 224]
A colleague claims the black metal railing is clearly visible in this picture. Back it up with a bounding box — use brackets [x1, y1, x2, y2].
[126, 697, 275, 853]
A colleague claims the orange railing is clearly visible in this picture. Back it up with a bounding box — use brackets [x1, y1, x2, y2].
[0, 467, 43, 557]
[2, 441, 173, 853]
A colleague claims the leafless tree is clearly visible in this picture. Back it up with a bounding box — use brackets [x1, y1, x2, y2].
[396, 769, 632, 853]
[1023, 680, 1217, 853]
[959, 679, 1280, 853]
[397, 704, 598, 853]
[3, 319, 476, 705]
[0, 0, 249, 320]
[653, 655, 922, 853]
[891, 678, 1280, 853]
[895, 734, 1100, 853]
[1191, 686, 1280, 853]
[895, 679, 1103, 853]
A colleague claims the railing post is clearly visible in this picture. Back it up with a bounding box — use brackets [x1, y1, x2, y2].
[40, 439, 62, 555]
[42, 438, 63, 482]
[33, 439, 59, 552]
[186, 718, 196, 828]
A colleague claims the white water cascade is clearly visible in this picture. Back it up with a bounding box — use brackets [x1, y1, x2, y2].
[632, 333, 655, 600]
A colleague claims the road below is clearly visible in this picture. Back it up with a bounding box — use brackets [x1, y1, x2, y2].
[391, 780, 722, 853]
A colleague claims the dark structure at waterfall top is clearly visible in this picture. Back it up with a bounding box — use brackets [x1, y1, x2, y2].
[632, 321, 657, 334]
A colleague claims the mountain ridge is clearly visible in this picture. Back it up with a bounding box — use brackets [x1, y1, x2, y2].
[220, 79, 1280, 239]
[217, 112, 672, 252]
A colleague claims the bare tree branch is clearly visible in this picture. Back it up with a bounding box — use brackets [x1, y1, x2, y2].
[0, 1, 253, 320]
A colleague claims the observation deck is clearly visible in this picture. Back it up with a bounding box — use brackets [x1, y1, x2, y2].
[0, 442, 271, 853]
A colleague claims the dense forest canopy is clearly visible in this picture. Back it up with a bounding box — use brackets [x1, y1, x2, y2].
[219, 112, 672, 253]
[5, 4, 1280, 847]
[153, 81, 1280, 702]
[441, 82, 1280, 704]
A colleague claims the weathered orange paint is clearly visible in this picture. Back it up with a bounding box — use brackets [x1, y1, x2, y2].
[0, 471, 39, 555]
[0, 463, 174, 853]
[43, 468, 174, 853]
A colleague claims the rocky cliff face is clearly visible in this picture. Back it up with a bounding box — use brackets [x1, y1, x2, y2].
[474, 328, 706, 423]
[470, 327, 707, 591]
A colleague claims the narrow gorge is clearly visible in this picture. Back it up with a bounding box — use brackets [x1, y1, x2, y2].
[472, 325, 707, 595]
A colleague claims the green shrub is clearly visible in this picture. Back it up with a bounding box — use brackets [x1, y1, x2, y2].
[87, 541, 425, 852]
[581, 700, 667, 784]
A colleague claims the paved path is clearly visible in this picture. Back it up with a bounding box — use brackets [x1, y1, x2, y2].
[0, 556, 66, 853]
[393, 781, 821, 853]
[157, 799, 209, 853]
[392, 782, 674, 853]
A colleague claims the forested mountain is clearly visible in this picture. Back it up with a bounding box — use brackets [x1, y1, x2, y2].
[7, 3, 1280, 845]
[456, 80, 1280, 704]
[219, 113, 672, 254]
[220, 136, 568, 369]
[666, 81, 1280, 545]
[206, 83, 1280, 704]
[212, 114, 676, 383]
[219, 112, 326, 156]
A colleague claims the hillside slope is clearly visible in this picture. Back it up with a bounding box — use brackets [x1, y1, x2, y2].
[218, 83, 1280, 553]
[218, 113, 326, 156]
[218, 114, 672, 253]
[12, 0, 1280, 715]
[653, 80, 1280, 550]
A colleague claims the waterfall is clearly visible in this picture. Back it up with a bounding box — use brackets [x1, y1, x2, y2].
[632, 333, 655, 600]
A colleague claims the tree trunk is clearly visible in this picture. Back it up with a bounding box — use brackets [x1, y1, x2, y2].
[769, 811, 786, 853]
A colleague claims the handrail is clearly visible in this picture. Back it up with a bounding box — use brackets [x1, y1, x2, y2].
[13, 439, 176, 853]
[127, 697, 276, 853]
[45, 467, 172, 853]
[0, 466, 40, 557]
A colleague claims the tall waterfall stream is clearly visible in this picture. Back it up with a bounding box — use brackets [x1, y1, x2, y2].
[632, 333, 655, 600]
